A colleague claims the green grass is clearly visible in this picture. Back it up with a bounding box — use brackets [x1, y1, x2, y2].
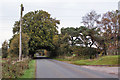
[54, 55, 119, 66]
[72, 55, 119, 66]
[54, 58, 72, 61]
[20, 60, 36, 78]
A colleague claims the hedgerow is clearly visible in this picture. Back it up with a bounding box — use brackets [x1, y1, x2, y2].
[2, 58, 30, 78]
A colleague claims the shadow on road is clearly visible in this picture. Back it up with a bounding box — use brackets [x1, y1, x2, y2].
[33, 56, 50, 59]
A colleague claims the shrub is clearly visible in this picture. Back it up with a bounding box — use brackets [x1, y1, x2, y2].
[72, 46, 98, 59]
[2, 58, 30, 78]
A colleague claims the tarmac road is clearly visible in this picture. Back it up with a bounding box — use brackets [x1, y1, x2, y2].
[36, 56, 118, 79]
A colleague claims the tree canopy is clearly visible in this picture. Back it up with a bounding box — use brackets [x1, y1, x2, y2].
[13, 10, 60, 56]
[7, 9, 119, 58]
[2, 40, 8, 58]
[8, 33, 30, 57]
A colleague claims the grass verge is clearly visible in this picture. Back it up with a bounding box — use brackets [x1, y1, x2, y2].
[55, 55, 119, 66]
[54, 58, 72, 61]
[20, 60, 36, 78]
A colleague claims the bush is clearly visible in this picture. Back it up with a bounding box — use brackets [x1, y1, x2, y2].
[72, 46, 98, 59]
[2, 58, 30, 78]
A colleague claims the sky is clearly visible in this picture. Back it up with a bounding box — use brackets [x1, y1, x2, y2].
[0, 0, 119, 48]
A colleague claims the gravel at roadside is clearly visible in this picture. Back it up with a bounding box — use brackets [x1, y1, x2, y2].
[81, 66, 119, 75]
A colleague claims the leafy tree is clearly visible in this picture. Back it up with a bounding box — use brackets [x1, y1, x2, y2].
[77, 26, 90, 47]
[61, 27, 81, 46]
[60, 26, 100, 48]
[13, 10, 60, 56]
[2, 40, 8, 58]
[52, 35, 60, 47]
[87, 27, 101, 48]
[99, 10, 120, 55]
[8, 33, 30, 57]
[59, 33, 71, 56]
[52, 33, 71, 57]
[81, 11, 101, 48]
[77, 26, 100, 48]
[117, 10, 120, 55]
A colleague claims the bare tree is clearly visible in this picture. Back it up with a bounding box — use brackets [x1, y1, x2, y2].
[82, 10, 101, 29]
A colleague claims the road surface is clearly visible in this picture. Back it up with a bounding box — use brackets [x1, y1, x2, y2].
[36, 56, 118, 78]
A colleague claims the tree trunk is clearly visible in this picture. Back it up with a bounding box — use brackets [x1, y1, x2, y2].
[103, 42, 107, 55]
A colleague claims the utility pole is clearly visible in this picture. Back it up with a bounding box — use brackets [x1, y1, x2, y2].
[19, 4, 24, 61]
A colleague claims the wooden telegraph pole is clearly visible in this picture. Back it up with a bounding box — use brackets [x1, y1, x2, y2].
[19, 4, 24, 61]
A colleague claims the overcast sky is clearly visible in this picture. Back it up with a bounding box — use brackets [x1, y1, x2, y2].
[0, 0, 119, 47]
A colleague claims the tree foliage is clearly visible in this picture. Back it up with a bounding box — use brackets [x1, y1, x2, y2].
[52, 33, 70, 57]
[13, 10, 60, 56]
[8, 33, 30, 57]
[2, 40, 8, 58]
[9, 9, 119, 58]
[61, 27, 80, 46]
[81, 11, 101, 48]
[98, 10, 120, 55]
[61, 26, 100, 48]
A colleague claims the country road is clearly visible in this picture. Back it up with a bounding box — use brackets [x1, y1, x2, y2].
[36, 56, 118, 79]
